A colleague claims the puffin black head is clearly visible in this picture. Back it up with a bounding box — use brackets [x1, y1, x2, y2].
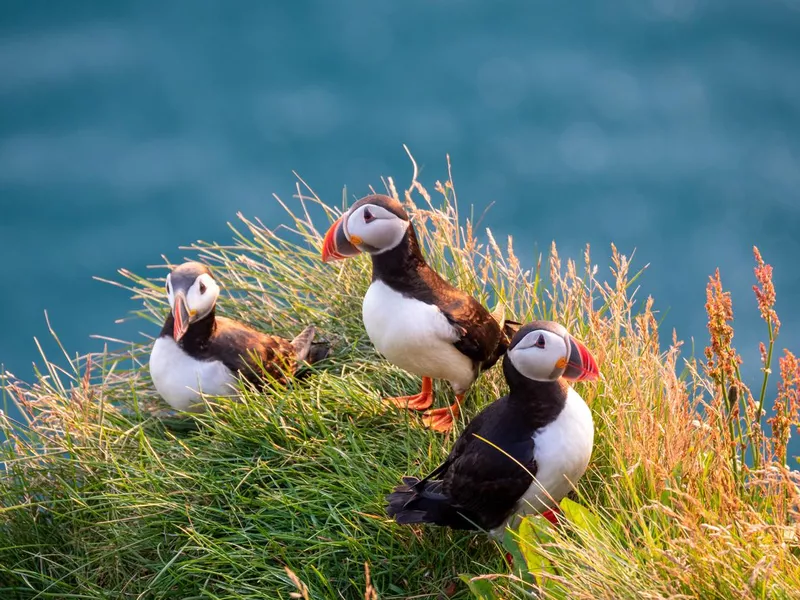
[505, 321, 599, 383]
[165, 262, 220, 342]
[321, 194, 411, 262]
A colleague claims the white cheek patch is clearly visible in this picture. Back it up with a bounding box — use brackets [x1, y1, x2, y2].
[185, 274, 219, 319]
[508, 347, 552, 381]
[508, 331, 569, 381]
[369, 219, 409, 254]
[346, 205, 409, 253]
[166, 275, 175, 309]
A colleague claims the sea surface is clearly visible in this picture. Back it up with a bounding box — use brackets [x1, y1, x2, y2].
[1, 1, 799, 435]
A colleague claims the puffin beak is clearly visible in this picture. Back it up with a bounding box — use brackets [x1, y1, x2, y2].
[172, 292, 191, 342]
[321, 215, 361, 262]
[562, 336, 599, 381]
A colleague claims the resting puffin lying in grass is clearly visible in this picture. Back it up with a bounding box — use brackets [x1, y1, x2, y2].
[149, 261, 329, 411]
[385, 321, 599, 536]
[321, 194, 518, 432]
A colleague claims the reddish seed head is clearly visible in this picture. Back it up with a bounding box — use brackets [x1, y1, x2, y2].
[753, 246, 780, 336]
[704, 269, 740, 386]
[771, 350, 800, 462]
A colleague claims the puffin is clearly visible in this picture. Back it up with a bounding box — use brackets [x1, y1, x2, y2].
[385, 321, 599, 536]
[149, 261, 329, 411]
[320, 194, 518, 432]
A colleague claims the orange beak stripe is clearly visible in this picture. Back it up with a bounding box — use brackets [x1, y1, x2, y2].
[321, 216, 346, 262]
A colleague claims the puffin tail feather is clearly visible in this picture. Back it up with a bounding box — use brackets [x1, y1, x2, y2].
[476, 302, 523, 373]
[489, 300, 522, 342]
[502, 318, 522, 340]
[385, 476, 478, 530]
[306, 341, 330, 365]
[291, 326, 330, 365]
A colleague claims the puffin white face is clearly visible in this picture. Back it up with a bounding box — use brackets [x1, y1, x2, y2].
[165, 264, 220, 341]
[506, 323, 600, 383]
[344, 203, 409, 255]
[321, 194, 412, 262]
[167, 273, 218, 317]
[507, 329, 570, 382]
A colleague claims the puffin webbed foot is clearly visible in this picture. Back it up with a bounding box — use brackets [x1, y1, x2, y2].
[421, 395, 463, 432]
[384, 377, 434, 411]
[541, 507, 560, 525]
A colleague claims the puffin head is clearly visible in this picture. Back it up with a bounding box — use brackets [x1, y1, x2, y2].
[165, 262, 220, 341]
[505, 321, 599, 383]
[321, 194, 411, 262]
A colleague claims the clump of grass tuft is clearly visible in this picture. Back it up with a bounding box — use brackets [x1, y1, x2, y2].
[1, 155, 799, 599]
[465, 225, 800, 598]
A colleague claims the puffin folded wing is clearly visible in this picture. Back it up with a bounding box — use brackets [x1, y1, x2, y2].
[442, 444, 536, 530]
[211, 322, 297, 388]
[440, 296, 506, 369]
[385, 473, 480, 530]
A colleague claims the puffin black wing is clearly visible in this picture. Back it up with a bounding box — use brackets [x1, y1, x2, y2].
[423, 281, 504, 367]
[412, 266, 515, 372]
[209, 318, 299, 387]
[443, 298, 500, 359]
[386, 397, 537, 531]
[440, 295, 521, 373]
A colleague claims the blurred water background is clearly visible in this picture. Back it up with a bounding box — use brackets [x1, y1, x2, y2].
[1, 1, 799, 433]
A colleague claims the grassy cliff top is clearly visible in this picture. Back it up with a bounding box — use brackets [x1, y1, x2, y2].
[2, 160, 799, 599]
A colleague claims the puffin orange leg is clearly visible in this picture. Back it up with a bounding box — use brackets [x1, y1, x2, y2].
[384, 377, 434, 411]
[541, 507, 560, 525]
[421, 394, 464, 433]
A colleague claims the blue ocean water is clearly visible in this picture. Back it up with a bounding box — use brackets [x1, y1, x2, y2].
[1, 1, 799, 423]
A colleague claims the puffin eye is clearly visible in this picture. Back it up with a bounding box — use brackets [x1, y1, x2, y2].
[534, 333, 546, 348]
[199, 281, 207, 295]
[363, 207, 375, 223]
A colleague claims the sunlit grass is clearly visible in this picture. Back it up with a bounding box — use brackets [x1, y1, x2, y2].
[1, 156, 799, 599]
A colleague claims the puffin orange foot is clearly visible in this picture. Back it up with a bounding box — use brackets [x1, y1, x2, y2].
[383, 377, 434, 411]
[421, 407, 456, 432]
[384, 391, 434, 411]
[421, 396, 463, 432]
[541, 508, 560, 525]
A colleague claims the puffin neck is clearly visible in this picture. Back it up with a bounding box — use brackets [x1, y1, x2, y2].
[503, 357, 569, 430]
[369, 226, 428, 288]
[161, 307, 217, 353]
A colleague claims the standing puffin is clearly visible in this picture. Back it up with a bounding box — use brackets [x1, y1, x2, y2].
[149, 261, 328, 411]
[321, 194, 518, 432]
[385, 321, 599, 536]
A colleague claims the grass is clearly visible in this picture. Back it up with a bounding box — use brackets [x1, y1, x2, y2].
[1, 156, 799, 599]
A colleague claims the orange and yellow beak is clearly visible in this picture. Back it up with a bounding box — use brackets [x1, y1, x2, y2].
[562, 336, 600, 381]
[172, 292, 192, 342]
[321, 215, 361, 262]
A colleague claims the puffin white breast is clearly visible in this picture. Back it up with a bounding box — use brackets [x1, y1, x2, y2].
[361, 280, 475, 391]
[519, 387, 594, 514]
[149, 336, 238, 411]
